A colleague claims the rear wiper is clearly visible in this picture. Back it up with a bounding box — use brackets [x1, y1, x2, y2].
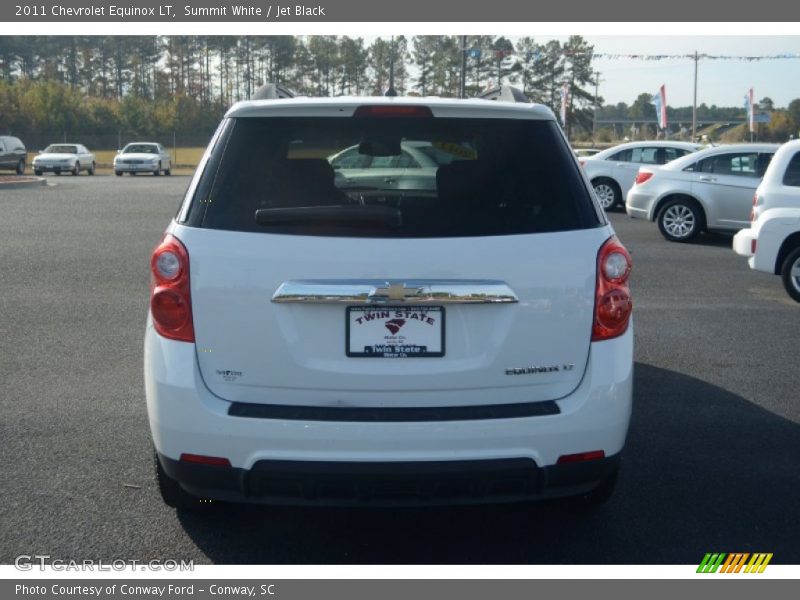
[255, 205, 402, 228]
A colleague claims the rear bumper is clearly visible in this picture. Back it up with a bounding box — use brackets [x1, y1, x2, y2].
[145, 322, 633, 505]
[732, 228, 756, 259]
[625, 190, 656, 220]
[157, 452, 620, 506]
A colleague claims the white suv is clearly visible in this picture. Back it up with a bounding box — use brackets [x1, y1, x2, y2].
[145, 93, 634, 509]
[733, 140, 800, 302]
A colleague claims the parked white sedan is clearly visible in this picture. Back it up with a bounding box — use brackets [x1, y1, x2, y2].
[581, 141, 702, 210]
[626, 143, 779, 242]
[32, 144, 96, 176]
[114, 142, 172, 176]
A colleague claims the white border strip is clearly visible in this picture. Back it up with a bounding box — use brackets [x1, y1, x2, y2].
[1, 565, 798, 579]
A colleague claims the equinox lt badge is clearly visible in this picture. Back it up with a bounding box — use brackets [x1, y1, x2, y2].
[505, 364, 574, 375]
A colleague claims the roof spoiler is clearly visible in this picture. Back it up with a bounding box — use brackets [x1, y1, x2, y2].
[476, 85, 530, 103]
[252, 83, 296, 100]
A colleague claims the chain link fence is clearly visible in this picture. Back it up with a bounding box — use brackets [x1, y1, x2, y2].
[15, 131, 215, 167]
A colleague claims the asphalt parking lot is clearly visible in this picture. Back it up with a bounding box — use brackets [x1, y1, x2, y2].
[0, 175, 798, 565]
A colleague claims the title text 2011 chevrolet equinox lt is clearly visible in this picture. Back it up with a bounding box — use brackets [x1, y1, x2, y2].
[145, 95, 634, 509]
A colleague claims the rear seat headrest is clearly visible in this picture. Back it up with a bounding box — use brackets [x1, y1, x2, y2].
[436, 160, 491, 199]
[279, 159, 336, 188]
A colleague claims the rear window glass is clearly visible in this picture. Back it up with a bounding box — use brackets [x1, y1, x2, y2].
[630, 147, 659, 164]
[124, 144, 159, 154]
[189, 116, 600, 238]
[44, 145, 78, 154]
[784, 152, 800, 187]
[664, 147, 689, 163]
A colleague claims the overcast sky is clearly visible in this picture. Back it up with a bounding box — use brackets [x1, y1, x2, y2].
[516, 35, 800, 108]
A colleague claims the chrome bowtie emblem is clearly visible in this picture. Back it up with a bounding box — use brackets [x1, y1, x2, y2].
[368, 283, 424, 303]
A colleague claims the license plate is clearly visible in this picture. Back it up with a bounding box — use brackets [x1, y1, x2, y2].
[346, 306, 445, 358]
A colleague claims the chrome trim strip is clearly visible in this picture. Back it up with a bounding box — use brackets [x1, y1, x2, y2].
[271, 280, 519, 305]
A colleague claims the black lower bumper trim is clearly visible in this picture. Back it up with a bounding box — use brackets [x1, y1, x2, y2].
[158, 453, 619, 507]
[227, 400, 560, 422]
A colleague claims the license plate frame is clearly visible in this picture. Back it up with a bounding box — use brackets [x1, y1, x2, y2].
[346, 306, 445, 358]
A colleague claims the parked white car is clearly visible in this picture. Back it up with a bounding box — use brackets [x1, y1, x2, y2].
[114, 142, 172, 176]
[32, 144, 96, 176]
[733, 140, 800, 302]
[145, 94, 633, 510]
[626, 143, 779, 242]
[581, 141, 702, 210]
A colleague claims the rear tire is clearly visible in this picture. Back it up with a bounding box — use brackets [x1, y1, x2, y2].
[88, 162, 95, 176]
[780, 246, 800, 303]
[16, 159, 25, 175]
[657, 197, 704, 242]
[592, 179, 621, 210]
[115, 171, 123, 176]
[154, 162, 161, 176]
[165, 167, 171, 176]
[34, 169, 42, 176]
[154, 451, 206, 511]
[72, 162, 80, 176]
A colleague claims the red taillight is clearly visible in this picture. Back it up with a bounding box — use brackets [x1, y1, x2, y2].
[557, 450, 606, 464]
[592, 236, 633, 342]
[150, 234, 194, 343]
[353, 105, 433, 118]
[750, 193, 761, 222]
[634, 171, 653, 185]
[179, 453, 231, 467]
[751, 239, 757, 254]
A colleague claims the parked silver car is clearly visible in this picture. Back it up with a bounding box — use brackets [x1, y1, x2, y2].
[114, 142, 172, 176]
[626, 143, 779, 242]
[328, 140, 469, 191]
[581, 141, 703, 210]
